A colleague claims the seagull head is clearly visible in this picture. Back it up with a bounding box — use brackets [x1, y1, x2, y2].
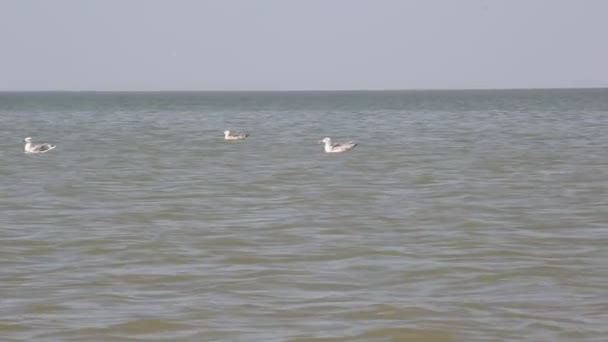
[24, 137, 32, 143]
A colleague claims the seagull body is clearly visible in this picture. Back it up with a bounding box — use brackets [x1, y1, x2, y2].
[320, 137, 357, 153]
[224, 130, 249, 140]
[24, 137, 56, 153]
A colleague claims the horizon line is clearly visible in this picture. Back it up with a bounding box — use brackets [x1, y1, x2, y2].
[0, 86, 607, 93]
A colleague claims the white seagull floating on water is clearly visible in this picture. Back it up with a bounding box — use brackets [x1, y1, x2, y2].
[24, 137, 56, 153]
[224, 130, 249, 140]
[319, 137, 357, 153]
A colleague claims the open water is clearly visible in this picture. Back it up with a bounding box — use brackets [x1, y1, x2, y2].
[1, 89, 607, 341]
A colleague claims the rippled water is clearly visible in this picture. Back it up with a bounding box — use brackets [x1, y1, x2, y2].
[1, 90, 607, 341]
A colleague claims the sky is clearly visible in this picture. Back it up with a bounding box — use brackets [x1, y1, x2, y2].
[0, 0, 606, 91]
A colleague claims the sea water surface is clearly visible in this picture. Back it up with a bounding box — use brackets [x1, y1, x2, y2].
[1, 89, 607, 341]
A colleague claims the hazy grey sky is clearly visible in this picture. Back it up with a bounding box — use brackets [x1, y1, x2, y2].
[1, 0, 606, 91]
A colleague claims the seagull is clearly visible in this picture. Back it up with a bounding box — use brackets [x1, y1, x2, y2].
[224, 130, 249, 140]
[319, 137, 357, 153]
[24, 137, 56, 153]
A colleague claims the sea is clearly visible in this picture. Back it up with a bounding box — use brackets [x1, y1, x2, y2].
[1, 89, 607, 341]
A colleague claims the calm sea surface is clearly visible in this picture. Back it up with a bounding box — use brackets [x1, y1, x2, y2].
[1, 89, 607, 341]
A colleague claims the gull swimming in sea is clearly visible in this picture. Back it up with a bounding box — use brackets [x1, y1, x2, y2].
[24, 137, 56, 153]
[319, 137, 357, 153]
[224, 130, 249, 140]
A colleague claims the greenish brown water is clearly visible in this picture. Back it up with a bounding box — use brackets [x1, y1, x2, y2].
[1, 89, 607, 341]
